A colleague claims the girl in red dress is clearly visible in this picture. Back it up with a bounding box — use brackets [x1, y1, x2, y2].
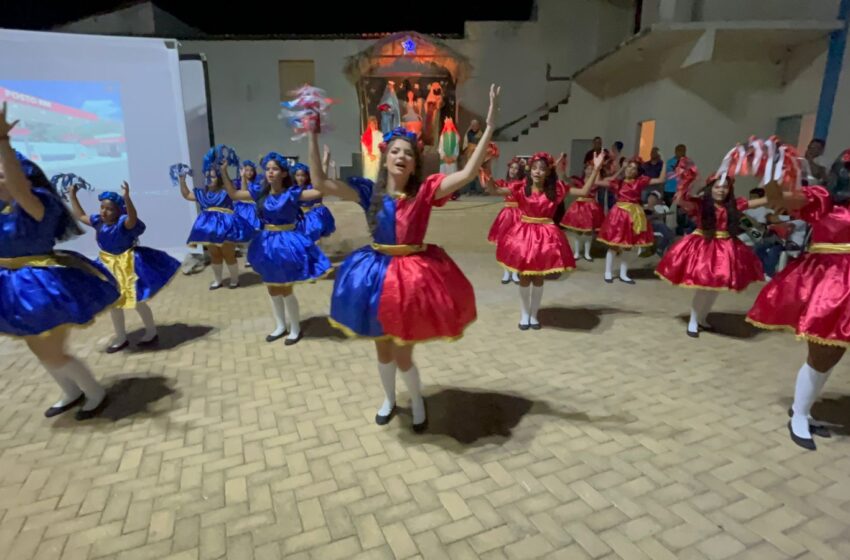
[747, 167, 850, 450]
[596, 159, 667, 284]
[656, 167, 766, 337]
[561, 160, 605, 262]
[487, 151, 605, 329]
[487, 158, 525, 284]
[305, 85, 501, 433]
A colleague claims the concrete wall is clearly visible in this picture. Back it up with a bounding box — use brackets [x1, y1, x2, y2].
[642, 0, 839, 27]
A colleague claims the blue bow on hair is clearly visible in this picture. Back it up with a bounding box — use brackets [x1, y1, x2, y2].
[242, 160, 257, 170]
[50, 173, 94, 201]
[382, 127, 418, 144]
[290, 162, 310, 176]
[260, 152, 289, 172]
[202, 144, 240, 175]
[98, 191, 126, 212]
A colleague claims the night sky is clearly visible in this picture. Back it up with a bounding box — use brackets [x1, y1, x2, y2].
[1, 1, 534, 35]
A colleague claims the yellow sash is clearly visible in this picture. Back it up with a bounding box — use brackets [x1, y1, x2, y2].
[264, 223, 296, 231]
[206, 207, 233, 214]
[520, 215, 554, 225]
[99, 249, 137, 309]
[371, 243, 425, 256]
[0, 252, 110, 283]
[809, 243, 850, 254]
[615, 202, 647, 234]
[693, 229, 731, 239]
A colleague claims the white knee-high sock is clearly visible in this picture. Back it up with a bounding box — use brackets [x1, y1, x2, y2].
[791, 363, 832, 439]
[109, 309, 127, 345]
[55, 358, 105, 411]
[211, 264, 223, 286]
[697, 291, 719, 326]
[400, 365, 425, 425]
[572, 236, 581, 259]
[135, 302, 157, 341]
[511, 271, 520, 283]
[269, 295, 287, 337]
[284, 294, 301, 339]
[46, 367, 83, 408]
[584, 235, 593, 260]
[619, 250, 633, 281]
[688, 291, 706, 333]
[377, 361, 396, 417]
[518, 285, 531, 325]
[227, 262, 240, 286]
[529, 284, 544, 325]
[604, 249, 615, 281]
[501, 269, 511, 282]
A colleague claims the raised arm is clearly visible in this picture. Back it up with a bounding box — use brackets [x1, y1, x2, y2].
[178, 174, 196, 202]
[221, 163, 252, 201]
[307, 129, 361, 203]
[0, 102, 44, 220]
[67, 184, 93, 226]
[121, 182, 138, 229]
[570, 152, 606, 197]
[435, 85, 501, 199]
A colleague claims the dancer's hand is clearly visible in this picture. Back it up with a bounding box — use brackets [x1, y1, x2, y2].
[121, 181, 130, 198]
[592, 151, 606, 170]
[0, 102, 19, 138]
[486, 84, 501, 128]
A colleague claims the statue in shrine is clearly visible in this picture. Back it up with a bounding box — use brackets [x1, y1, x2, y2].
[402, 90, 423, 137]
[422, 81, 444, 146]
[378, 81, 401, 134]
[438, 116, 459, 174]
[360, 116, 382, 181]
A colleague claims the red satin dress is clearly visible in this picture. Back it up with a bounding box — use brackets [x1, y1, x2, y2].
[487, 179, 521, 244]
[561, 181, 603, 232]
[747, 186, 850, 346]
[656, 196, 764, 291]
[597, 176, 655, 248]
[495, 181, 575, 274]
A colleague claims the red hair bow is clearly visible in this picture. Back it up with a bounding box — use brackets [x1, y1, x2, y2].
[530, 152, 554, 167]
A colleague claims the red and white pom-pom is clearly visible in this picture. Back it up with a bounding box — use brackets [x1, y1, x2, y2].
[674, 157, 699, 196]
[773, 144, 802, 191]
[715, 144, 741, 186]
[279, 85, 335, 141]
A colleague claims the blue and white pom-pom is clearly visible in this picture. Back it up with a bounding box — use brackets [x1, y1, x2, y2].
[50, 173, 94, 201]
[279, 85, 334, 141]
[169, 163, 193, 186]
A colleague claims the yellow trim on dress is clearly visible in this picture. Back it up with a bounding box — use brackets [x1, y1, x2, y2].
[745, 317, 850, 348]
[615, 202, 647, 234]
[503, 202, 518, 208]
[654, 270, 760, 292]
[371, 243, 426, 256]
[693, 229, 731, 239]
[99, 249, 138, 309]
[808, 243, 850, 254]
[206, 207, 234, 214]
[496, 260, 575, 276]
[520, 215, 554, 225]
[0, 252, 110, 282]
[562, 225, 597, 233]
[597, 238, 654, 249]
[327, 316, 474, 346]
[264, 223, 296, 231]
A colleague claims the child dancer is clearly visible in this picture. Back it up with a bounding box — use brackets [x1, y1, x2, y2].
[67, 180, 180, 352]
[486, 157, 524, 284]
[561, 161, 605, 262]
[293, 162, 337, 242]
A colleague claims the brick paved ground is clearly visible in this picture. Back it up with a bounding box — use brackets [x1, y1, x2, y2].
[1, 200, 849, 560]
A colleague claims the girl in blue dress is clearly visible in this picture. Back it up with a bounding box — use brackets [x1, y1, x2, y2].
[67, 180, 180, 353]
[176, 147, 255, 289]
[232, 160, 262, 230]
[0, 106, 118, 420]
[292, 162, 336, 242]
[223, 152, 331, 345]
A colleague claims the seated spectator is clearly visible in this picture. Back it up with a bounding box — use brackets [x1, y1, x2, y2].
[645, 190, 675, 256]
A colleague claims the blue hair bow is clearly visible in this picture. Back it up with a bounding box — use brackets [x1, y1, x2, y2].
[290, 162, 310, 176]
[260, 152, 289, 172]
[382, 127, 418, 144]
[98, 191, 126, 212]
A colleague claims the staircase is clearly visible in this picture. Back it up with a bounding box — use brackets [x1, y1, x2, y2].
[508, 93, 571, 143]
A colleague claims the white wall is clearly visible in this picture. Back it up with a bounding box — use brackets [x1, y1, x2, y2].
[695, 0, 839, 22]
[508, 48, 828, 176]
[180, 0, 634, 169]
[822, 26, 850, 163]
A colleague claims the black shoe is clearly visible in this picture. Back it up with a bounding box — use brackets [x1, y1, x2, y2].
[518, 322, 530, 331]
[788, 421, 816, 451]
[698, 323, 715, 333]
[530, 321, 542, 330]
[375, 405, 396, 426]
[412, 401, 428, 433]
[619, 276, 636, 285]
[44, 394, 84, 418]
[137, 334, 159, 348]
[265, 330, 287, 343]
[584, 256, 594, 263]
[105, 340, 129, 354]
[209, 283, 223, 291]
[786, 408, 831, 438]
[284, 333, 303, 346]
[604, 277, 614, 284]
[229, 282, 239, 289]
[501, 278, 511, 285]
[687, 328, 699, 338]
[75, 395, 109, 421]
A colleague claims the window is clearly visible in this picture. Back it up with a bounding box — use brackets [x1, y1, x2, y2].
[636, 120, 655, 161]
[278, 60, 315, 102]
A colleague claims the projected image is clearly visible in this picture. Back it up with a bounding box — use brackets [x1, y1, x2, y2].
[0, 80, 129, 187]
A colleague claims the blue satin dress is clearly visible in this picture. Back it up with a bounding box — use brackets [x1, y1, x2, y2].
[0, 188, 119, 337]
[297, 184, 336, 242]
[247, 186, 331, 285]
[233, 179, 262, 230]
[186, 188, 255, 246]
[92, 214, 180, 309]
